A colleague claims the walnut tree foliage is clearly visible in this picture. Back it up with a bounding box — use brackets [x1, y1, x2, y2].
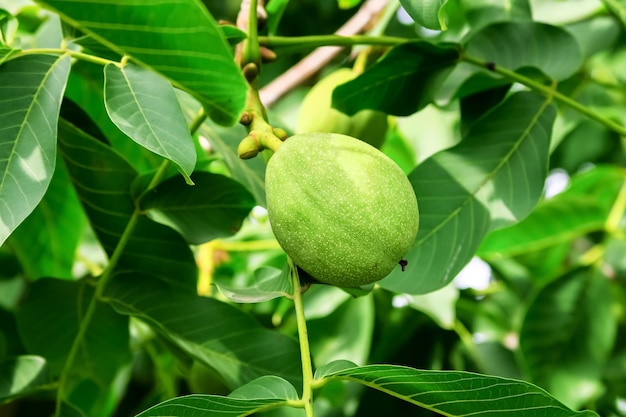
[0, 1, 625, 417]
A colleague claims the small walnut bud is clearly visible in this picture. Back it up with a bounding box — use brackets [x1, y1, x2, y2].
[238, 135, 259, 159]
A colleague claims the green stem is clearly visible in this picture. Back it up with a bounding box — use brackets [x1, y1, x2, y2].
[258, 34, 408, 49]
[17, 48, 116, 66]
[54, 109, 207, 415]
[290, 259, 315, 417]
[242, 0, 261, 68]
[461, 53, 626, 137]
[259, 33, 626, 137]
[54, 211, 141, 415]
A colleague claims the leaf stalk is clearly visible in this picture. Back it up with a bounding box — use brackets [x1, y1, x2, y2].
[290, 259, 315, 417]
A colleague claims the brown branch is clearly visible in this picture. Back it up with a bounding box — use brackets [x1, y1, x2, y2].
[259, 0, 389, 107]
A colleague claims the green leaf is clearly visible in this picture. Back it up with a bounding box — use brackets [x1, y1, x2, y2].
[220, 25, 247, 46]
[479, 165, 626, 256]
[380, 92, 556, 294]
[57, 119, 198, 290]
[465, 22, 583, 81]
[140, 171, 255, 244]
[314, 360, 358, 380]
[65, 60, 163, 174]
[332, 42, 459, 116]
[228, 375, 298, 400]
[403, 284, 459, 329]
[323, 364, 599, 416]
[135, 394, 291, 417]
[104, 272, 303, 390]
[308, 294, 374, 367]
[266, 0, 291, 35]
[15, 279, 131, 381]
[602, 0, 626, 27]
[0, 54, 70, 246]
[463, 0, 531, 31]
[38, 0, 247, 125]
[400, 0, 447, 30]
[104, 63, 196, 183]
[478, 197, 605, 256]
[178, 93, 267, 206]
[520, 268, 617, 409]
[0, 355, 51, 402]
[216, 266, 293, 303]
[8, 158, 85, 280]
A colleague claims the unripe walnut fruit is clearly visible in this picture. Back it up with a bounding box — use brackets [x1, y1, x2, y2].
[266, 132, 419, 287]
[296, 68, 388, 149]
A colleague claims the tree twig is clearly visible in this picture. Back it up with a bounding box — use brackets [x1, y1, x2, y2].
[259, 0, 388, 107]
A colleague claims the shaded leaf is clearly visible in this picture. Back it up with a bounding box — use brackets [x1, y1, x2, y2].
[104, 63, 196, 183]
[8, 158, 85, 280]
[39, 0, 247, 125]
[140, 171, 255, 244]
[0, 54, 70, 246]
[15, 279, 130, 381]
[332, 41, 459, 116]
[216, 266, 292, 303]
[0, 355, 51, 402]
[135, 394, 290, 417]
[57, 119, 197, 290]
[400, 0, 447, 30]
[104, 272, 303, 390]
[324, 364, 599, 416]
[520, 268, 616, 409]
[465, 21, 583, 81]
[381, 92, 556, 294]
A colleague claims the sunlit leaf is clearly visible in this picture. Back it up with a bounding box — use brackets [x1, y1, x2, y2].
[323, 364, 599, 416]
[308, 294, 374, 366]
[520, 268, 616, 409]
[228, 375, 298, 400]
[481, 166, 626, 257]
[463, 0, 531, 31]
[465, 21, 583, 81]
[135, 394, 290, 417]
[400, 0, 447, 30]
[0, 355, 50, 402]
[381, 92, 556, 294]
[140, 171, 255, 244]
[601, 0, 626, 27]
[8, 159, 85, 280]
[38, 0, 247, 125]
[104, 63, 196, 183]
[65, 61, 162, 174]
[332, 41, 459, 116]
[216, 266, 292, 303]
[0, 54, 70, 246]
[105, 272, 303, 390]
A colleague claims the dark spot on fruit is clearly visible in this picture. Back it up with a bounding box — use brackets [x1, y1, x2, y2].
[399, 259, 408, 271]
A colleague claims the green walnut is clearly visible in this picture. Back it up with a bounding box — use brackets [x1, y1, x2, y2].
[266, 132, 419, 287]
[296, 68, 388, 149]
